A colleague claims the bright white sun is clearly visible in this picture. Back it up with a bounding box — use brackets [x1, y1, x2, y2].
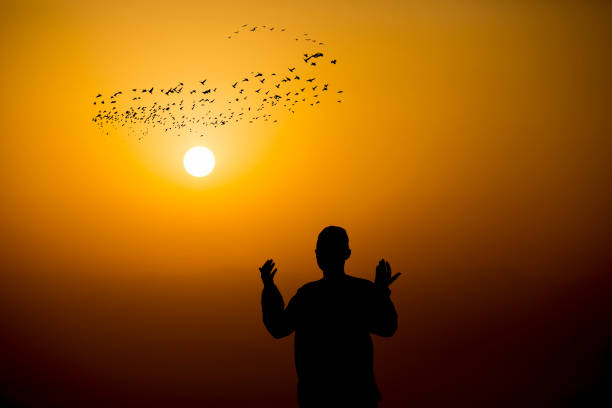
[184, 146, 215, 177]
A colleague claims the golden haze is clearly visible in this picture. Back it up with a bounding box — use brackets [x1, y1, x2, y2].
[0, 1, 611, 406]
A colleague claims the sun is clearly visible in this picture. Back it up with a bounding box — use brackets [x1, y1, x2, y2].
[184, 146, 215, 177]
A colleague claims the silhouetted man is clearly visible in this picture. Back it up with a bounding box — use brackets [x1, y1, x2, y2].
[259, 226, 400, 408]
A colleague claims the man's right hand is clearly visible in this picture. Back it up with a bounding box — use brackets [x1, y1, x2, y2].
[259, 259, 277, 285]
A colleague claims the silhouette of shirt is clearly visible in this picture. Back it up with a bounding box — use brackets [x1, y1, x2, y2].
[262, 273, 397, 407]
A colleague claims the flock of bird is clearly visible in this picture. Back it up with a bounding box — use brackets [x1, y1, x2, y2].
[92, 25, 343, 142]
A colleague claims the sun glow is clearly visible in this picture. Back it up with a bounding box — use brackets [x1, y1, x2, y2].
[183, 146, 215, 177]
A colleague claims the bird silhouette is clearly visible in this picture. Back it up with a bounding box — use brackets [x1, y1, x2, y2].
[304, 52, 324, 62]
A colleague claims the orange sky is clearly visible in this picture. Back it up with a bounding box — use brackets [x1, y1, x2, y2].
[1, 1, 611, 406]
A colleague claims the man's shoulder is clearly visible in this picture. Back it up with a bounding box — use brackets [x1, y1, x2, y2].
[345, 274, 375, 286]
[299, 275, 374, 292]
[298, 279, 325, 293]
[345, 275, 378, 294]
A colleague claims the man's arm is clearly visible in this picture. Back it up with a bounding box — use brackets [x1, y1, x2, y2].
[368, 259, 400, 337]
[260, 259, 296, 339]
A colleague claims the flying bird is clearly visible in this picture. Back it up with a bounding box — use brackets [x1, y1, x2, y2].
[304, 52, 323, 62]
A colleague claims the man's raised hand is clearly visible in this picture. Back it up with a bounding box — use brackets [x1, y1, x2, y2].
[375, 259, 401, 287]
[259, 259, 277, 284]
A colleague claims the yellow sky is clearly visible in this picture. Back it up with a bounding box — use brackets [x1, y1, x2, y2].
[2, 0, 608, 270]
[1, 1, 611, 406]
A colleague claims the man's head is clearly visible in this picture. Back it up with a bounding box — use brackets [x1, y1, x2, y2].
[315, 226, 351, 272]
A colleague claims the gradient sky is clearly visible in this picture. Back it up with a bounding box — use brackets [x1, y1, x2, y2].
[1, 1, 611, 407]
